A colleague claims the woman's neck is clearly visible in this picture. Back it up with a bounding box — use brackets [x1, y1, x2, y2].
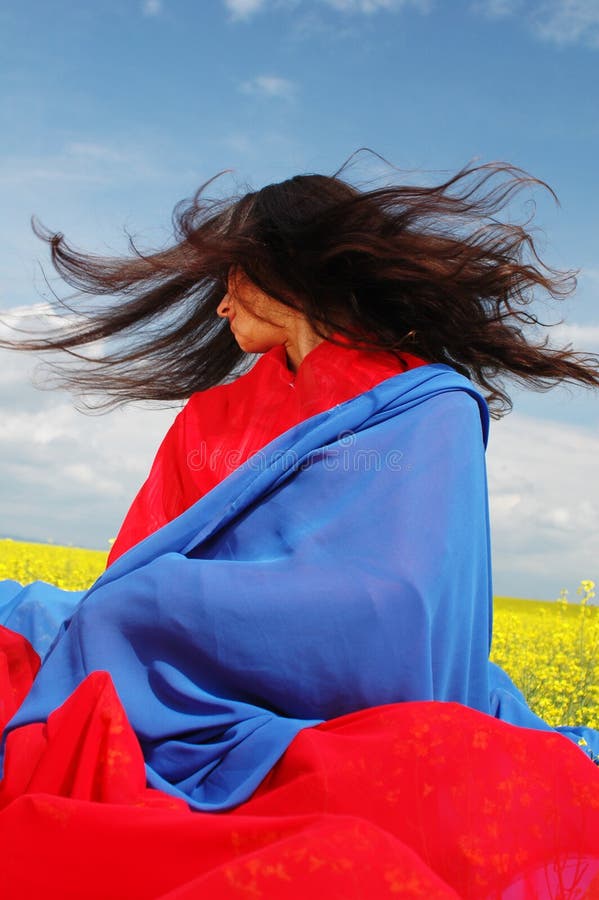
[283, 319, 326, 373]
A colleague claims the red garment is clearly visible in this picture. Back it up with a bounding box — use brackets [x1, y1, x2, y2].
[1, 626, 599, 899]
[108, 340, 425, 564]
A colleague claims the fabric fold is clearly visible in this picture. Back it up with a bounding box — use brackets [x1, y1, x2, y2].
[0, 627, 598, 899]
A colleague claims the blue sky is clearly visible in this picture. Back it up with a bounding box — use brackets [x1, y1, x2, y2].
[1, 0, 599, 598]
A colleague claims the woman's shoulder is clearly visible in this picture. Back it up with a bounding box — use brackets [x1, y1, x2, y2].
[365, 361, 490, 448]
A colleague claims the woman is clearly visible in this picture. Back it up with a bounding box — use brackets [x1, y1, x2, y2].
[1, 160, 599, 898]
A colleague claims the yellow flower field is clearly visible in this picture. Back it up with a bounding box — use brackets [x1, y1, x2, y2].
[1, 538, 598, 730]
[492, 582, 599, 729]
[0, 538, 108, 591]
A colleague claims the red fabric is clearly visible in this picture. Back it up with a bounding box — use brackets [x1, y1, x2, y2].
[0, 627, 39, 734]
[2, 625, 599, 899]
[108, 340, 425, 564]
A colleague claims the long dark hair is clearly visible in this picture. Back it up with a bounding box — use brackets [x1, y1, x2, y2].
[3, 158, 598, 416]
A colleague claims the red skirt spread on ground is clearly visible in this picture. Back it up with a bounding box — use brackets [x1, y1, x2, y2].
[1, 628, 599, 899]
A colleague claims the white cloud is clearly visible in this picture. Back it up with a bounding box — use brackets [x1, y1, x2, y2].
[0, 348, 178, 549]
[487, 411, 599, 597]
[240, 75, 297, 98]
[224, 0, 596, 37]
[472, 0, 523, 18]
[142, 0, 162, 15]
[531, 0, 599, 47]
[0, 141, 164, 188]
[0, 304, 81, 355]
[65, 142, 130, 163]
[0, 161, 108, 187]
[324, 0, 431, 11]
[548, 322, 599, 351]
[224, 0, 431, 19]
[225, 0, 268, 20]
[0, 302, 56, 327]
[473, 0, 599, 48]
[2, 402, 83, 446]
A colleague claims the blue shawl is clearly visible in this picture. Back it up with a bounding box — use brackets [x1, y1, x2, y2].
[2, 363, 597, 809]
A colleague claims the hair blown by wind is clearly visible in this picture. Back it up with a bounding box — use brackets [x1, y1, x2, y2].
[3, 157, 599, 416]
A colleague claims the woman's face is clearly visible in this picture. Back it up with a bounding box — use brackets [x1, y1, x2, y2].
[216, 268, 298, 354]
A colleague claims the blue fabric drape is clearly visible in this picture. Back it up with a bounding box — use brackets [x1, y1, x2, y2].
[2, 363, 597, 809]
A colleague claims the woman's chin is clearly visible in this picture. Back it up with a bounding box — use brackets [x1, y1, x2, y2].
[234, 335, 283, 355]
[233, 336, 254, 353]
